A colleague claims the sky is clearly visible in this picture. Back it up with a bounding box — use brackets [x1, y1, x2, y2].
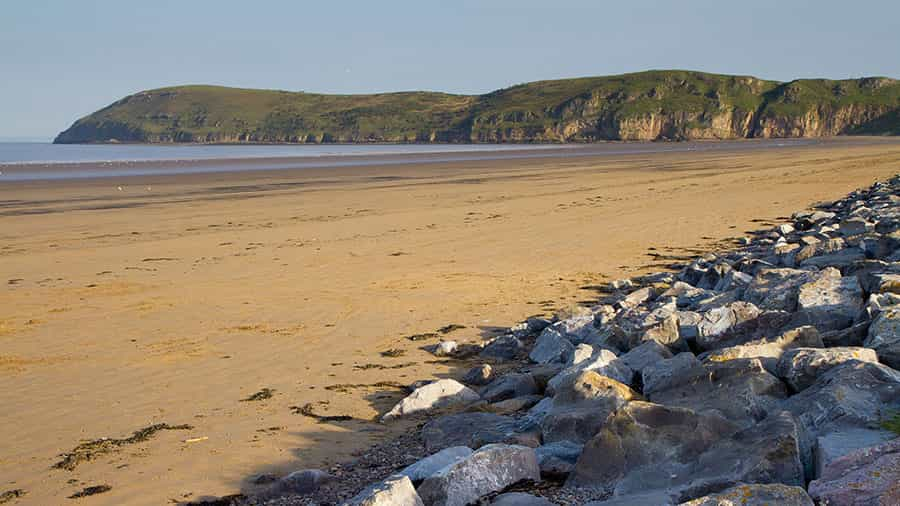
[2, 0, 898, 140]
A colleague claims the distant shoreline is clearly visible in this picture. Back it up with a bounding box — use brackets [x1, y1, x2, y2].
[0, 137, 868, 183]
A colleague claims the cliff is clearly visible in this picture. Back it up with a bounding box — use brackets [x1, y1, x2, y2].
[54, 71, 900, 144]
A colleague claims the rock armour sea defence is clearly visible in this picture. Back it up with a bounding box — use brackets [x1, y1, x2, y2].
[259, 175, 900, 505]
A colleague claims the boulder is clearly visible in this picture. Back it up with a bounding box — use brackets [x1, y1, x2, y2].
[461, 364, 493, 386]
[491, 493, 554, 506]
[618, 286, 656, 309]
[569, 402, 802, 500]
[417, 444, 540, 506]
[617, 340, 674, 382]
[701, 325, 823, 375]
[744, 268, 817, 312]
[480, 335, 524, 361]
[809, 437, 900, 506]
[259, 469, 332, 498]
[839, 217, 874, 236]
[534, 440, 583, 477]
[382, 379, 480, 421]
[865, 305, 900, 369]
[634, 314, 686, 351]
[529, 327, 575, 364]
[794, 267, 863, 332]
[648, 358, 788, 426]
[679, 484, 813, 506]
[346, 474, 423, 506]
[776, 346, 879, 392]
[585, 492, 676, 506]
[545, 348, 633, 394]
[539, 370, 639, 444]
[485, 395, 544, 415]
[480, 373, 539, 403]
[568, 343, 596, 365]
[399, 446, 473, 484]
[693, 302, 761, 351]
[814, 428, 895, 479]
[642, 352, 703, 397]
[782, 361, 900, 478]
[421, 412, 538, 453]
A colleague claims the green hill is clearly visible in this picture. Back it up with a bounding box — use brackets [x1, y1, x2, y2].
[54, 70, 900, 144]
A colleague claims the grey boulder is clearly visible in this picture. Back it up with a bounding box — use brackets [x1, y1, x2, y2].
[529, 327, 575, 364]
[421, 412, 538, 453]
[382, 379, 480, 420]
[417, 444, 540, 506]
[491, 492, 554, 506]
[538, 370, 640, 444]
[865, 305, 900, 369]
[399, 446, 473, 484]
[776, 346, 879, 392]
[480, 373, 539, 403]
[679, 484, 813, 506]
[534, 440, 583, 477]
[569, 402, 803, 500]
[794, 267, 862, 332]
[809, 437, 900, 506]
[648, 358, 788, 426]
[345, 474, 423, 506]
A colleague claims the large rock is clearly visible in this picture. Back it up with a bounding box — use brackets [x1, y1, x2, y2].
[634, 314, 687, 352]
[538, 370, 639, 443]
[814, 428, 895, 479]
[618, 340, 673, 373]
[865, 305, 900, 369]
[399, 446, 473, 484]
[795, 267, 863, 332]
[679, 484, 814, 506]
[809, 437, 900, 506]
[417, 444, 540, 506]
[383, 379, 480, 420]
[744, 268, 817, 312]
[692, 302, 762, 351]
[642, 352, 703, 397]
[648, 358, 788, 426]
[480, 335, 524, 361]
[783, 361, 900, 478]
[585, 492, 676, 506]
[259, 469, 332, 498]
[702, 325, 823, 375]
[568, 402, 803, 500]
[421, 412, 538, 453]
[491, 493, 554, 506]
[545, 348, 633, 394]
[480, 373, 539, 403]
[529, 327, 575, 364]
[776, 346, 879, 392]
[346, 474, 423, 506]
[534, 440, 583, 477]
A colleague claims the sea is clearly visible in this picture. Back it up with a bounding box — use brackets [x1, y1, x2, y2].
[0, 139, 819, 182]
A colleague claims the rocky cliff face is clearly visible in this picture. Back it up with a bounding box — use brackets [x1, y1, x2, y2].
[54, 71, 899, 144]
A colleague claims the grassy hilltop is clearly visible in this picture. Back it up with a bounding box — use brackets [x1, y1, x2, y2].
[54, 70, 900, 144]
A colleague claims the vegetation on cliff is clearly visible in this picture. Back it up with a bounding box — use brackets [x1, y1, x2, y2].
[54, 70, 900, 144]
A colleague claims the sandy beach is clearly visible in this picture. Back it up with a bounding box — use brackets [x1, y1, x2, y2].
[2, 137, 900, 505]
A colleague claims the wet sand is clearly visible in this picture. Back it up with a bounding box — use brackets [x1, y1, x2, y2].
[1, 137, 899, 505]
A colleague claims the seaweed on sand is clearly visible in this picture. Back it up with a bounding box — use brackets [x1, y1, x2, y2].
[53, 423, 193, 471]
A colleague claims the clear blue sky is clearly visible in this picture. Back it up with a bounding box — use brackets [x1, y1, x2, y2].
[2, 0, 898, 140]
